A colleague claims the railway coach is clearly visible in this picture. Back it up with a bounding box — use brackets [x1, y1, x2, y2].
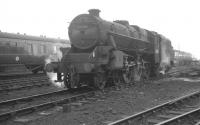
[0, 31, 69, 75]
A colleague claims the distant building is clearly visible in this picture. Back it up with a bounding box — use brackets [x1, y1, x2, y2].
[174, 50, 194, 65]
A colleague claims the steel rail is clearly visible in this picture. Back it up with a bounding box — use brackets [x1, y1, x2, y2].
[0, 75, 49, 92]
[0, 86, 93, 121]
[156, 107, 200, 125]
[0, 81, 50, 92]
[0, 89, 69, 106]
[0, 72, 45, 79]
[108, 90, 200, 125]
[0, 74, 47, 83]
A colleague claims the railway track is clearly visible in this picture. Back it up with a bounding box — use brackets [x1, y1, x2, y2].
[0, 74, 50, 92]
[109, 90, 200, 125]
[0, 72, 45, 80]
[0, 86, 94, 122]
[167, 66, 200, 77]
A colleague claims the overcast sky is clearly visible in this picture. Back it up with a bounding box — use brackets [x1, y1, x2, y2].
[0, 0, 200, 58]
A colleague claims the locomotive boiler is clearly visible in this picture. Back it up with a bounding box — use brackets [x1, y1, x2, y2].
[46, 9, 174, 89]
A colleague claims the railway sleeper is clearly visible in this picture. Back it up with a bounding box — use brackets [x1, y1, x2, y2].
[147, 118, 164, 124]
[167, 110, 186, 115]
[178, 107, 197, 112]
[184, 105, 199, 109]
[156, 114, 177, 119]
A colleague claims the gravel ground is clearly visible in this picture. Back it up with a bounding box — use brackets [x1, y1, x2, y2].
[4, 76, 200, 125]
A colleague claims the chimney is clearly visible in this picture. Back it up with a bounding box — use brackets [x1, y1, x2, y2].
[88, 9, 100, 17]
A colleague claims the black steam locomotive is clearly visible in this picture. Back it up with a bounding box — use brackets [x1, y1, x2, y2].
[46, 9, 174, 89]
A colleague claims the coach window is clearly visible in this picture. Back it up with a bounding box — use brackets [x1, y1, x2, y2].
[43, 45, 47, 53]
[31, 44, 34, 54]
[27, 43, 33, 54]
[53, 46, 57, 53]
[40, 45, 44, 54]
[10, 41, 16, 47]
[41, 45, 46, 54]
[38, 44, 41, 54]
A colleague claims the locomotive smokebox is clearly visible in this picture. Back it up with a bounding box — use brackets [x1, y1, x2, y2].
[88, 9, 100, 17]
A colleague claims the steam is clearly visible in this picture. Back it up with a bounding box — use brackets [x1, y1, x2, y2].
[45, 43, 69, 88]
[46, 72, 65, 88]
[159, 40, 171, 74]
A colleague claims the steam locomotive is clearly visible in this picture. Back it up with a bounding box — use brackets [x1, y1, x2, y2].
[0, 32, 69, 75]
[46, 9, 174, 89]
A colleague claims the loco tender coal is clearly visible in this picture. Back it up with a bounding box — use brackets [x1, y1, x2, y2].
[46, 9, 174, 89]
